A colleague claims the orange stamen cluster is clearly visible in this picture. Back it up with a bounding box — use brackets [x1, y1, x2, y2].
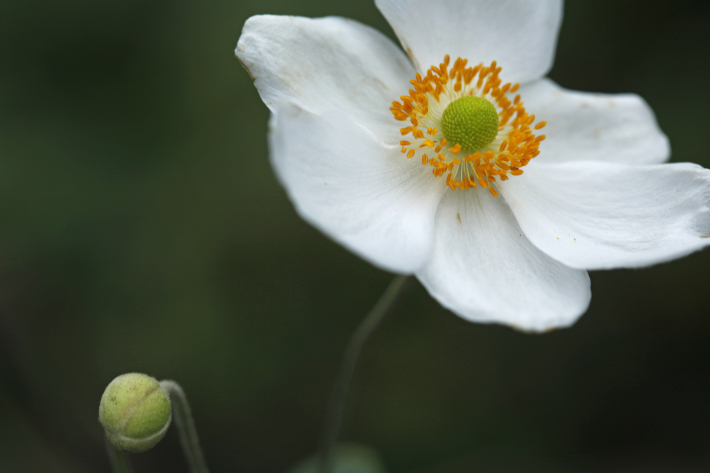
[390, 55, 546, 196]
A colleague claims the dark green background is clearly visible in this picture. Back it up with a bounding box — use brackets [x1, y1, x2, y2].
[1, 0, 710, 472]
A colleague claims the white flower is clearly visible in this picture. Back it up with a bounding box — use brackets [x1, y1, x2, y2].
[235, 0, 710, 332]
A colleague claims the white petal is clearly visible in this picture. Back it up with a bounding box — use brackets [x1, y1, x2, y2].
[416, 190, 591, 332]
[375, 0, 563, 84]
[500, 161, 710, 270]
[520, 79, 670, 165]
[236, 15, 414, 140]
[270, 104, 448, 274]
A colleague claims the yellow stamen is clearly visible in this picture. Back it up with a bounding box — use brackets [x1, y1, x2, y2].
[390, 57, 546, 195]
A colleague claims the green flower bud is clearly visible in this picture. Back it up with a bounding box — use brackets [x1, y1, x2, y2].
[99, 373, 172, 453]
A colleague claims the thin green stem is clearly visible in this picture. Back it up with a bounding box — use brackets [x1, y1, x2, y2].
[159, 380, 211, 473]
[317, 275, 410, 473]
[105, 437, 134, 473]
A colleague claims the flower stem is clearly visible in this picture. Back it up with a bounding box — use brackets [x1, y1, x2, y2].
[159, 380, 211, 473]
[105, 437, 134, 473]
[316, 275, 410, 473]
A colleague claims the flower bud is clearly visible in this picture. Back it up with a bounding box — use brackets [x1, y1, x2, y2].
[99, 373, 172, 453]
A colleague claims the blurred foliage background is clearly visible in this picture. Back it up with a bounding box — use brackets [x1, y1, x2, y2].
[1, 0, 710, 472]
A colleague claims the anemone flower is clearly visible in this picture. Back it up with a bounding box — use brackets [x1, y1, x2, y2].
[235, 0, 710, 332]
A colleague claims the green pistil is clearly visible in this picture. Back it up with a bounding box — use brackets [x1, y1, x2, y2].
[441, 96, 499, 153]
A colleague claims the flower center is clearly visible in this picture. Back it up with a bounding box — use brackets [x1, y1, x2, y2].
[441, 96, 499, 153]
[390, 56, 546, 197]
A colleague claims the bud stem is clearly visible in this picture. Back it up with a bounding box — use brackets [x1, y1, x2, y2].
[105, 437, 135, 473]
[316, 275, 410, 473]
[159, 380, 211, 473]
